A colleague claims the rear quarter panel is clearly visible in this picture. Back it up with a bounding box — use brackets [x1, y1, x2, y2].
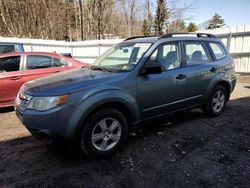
[203, 56, 235, 101]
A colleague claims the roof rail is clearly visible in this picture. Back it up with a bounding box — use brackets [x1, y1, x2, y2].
[160, 32, 217, 39]
[124, 35, 153, 41]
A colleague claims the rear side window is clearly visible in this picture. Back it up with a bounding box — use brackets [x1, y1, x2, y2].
[53, 58, 68, 67]
[0, 45, 15, 54]
[209, 42, 227, 60]
[0, 56, 21, 72]
[26, 55, 53, 70]
[184, 42, 211, 66]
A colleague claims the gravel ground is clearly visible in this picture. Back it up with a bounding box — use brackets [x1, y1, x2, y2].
[0, 76, 250, 188]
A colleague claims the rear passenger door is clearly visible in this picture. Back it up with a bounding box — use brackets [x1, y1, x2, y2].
[0, 55, 23, 105]
[182, 41, 217, 105]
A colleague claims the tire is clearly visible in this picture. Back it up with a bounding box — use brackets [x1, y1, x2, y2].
[202, 85, 227, 117]
[80, 108, 128, 158]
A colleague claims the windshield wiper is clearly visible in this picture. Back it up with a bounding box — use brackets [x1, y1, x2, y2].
[89, 65, 111, 72]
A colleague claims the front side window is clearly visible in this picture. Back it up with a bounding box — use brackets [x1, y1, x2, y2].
[185, 42, 210, 66]
[92, 42, 151, 72]
[26, 55, 53, 70]
[209, 42, 227, 60]
[0, 56, 21, 73]
[150, 43, 181, 70]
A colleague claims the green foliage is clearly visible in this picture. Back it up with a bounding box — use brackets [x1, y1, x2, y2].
[207, 13, 225, 29]
[187, 22, 198, 32]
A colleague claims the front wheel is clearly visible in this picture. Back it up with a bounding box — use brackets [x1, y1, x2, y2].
[203, 85, 227, 117]
[80, 108, 128, 158]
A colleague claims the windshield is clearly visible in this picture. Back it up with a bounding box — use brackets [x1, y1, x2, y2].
[92, 42, 152, 72]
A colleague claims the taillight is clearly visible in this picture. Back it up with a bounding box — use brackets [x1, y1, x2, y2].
[232, 60, 236, 70]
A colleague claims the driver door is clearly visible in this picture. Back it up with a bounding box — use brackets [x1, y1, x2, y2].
[136, 42, 187, 119]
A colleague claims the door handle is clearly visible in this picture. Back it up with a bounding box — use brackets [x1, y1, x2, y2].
[10, 76, 21, 80]
[176, 74, 186, 80]
[54, 71, 60, 73]
[210, 67, 217, 72]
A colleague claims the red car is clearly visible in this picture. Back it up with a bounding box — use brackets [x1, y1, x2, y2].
[0, 52, 87, 108]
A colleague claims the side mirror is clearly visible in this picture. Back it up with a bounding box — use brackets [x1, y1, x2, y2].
[140, 59, 163, 75]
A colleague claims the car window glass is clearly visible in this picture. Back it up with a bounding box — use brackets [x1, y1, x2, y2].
[209, 42, 226, 60]
[94, 43, 151, 71]
[53, 58, 68, 67]
[185, 43, 210, 66]
[0, 56, 21, 73]
[101, 46, 133, 66]
[26, 55, 53, 70]
[150, 43, 180, 70]
[0, 45, 15, 54]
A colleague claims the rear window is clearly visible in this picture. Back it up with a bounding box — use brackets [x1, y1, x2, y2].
[0, 56, 21, 72]
[209, 42, 227, 60]
[26, 55, 53, 69]
[0, 45, 15, 54]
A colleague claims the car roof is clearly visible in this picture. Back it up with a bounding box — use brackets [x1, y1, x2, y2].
[123, 33, 219, 44]
[0, 42, 23, 45]
[0, 52, 62, 58]
[122, 36, 160, 43]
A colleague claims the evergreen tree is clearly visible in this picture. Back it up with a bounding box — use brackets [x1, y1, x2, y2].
[187, 22, 198, 32]
[155, 0, 168, 35]
[207, 13, 225, 29]
[142, 19, 151, 36]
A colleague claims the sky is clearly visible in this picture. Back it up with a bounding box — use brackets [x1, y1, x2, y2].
[185, 0, 250, 27]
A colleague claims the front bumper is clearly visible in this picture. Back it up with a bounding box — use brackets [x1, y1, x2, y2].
[15, 104, 83, 141]
[230, 77, 237, 93]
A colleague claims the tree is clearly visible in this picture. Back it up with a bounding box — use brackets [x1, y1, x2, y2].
[187, 22, 198, 32]
[117, 0, 138, 37]
[166, 20, 186, 33]
[155, 0, 168, 35]
[207, 13, 225, 29]
[142, 19, 150, 36]
[78, 0, 84, 40]
[144, 0, 153, 35]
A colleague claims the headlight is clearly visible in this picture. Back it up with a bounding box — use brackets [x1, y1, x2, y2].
[27, 94, 69, 111]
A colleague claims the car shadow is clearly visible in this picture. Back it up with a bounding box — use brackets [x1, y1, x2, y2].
[0, 107, 14, 113]
[1, 96, 250, 187]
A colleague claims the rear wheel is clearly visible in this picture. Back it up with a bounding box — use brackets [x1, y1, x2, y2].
[203, 85, 227, 117]
[80, 108, 128, 158]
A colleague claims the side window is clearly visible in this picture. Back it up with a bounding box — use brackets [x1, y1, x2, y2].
[150, 43, 181, 70]
[0, 45, 15, 54]
[53, 58, 68, 67]
[209, 42, 227, 60]
[0, 56, 21, 73]
[185, 42, 210, 66]
[26, 55, 53, 70]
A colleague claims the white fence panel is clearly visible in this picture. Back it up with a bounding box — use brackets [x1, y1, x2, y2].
[1, 25, 250, 72]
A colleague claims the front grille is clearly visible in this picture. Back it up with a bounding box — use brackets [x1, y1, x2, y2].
[19, 98, 30, 111]
[16, 92, 32, 111]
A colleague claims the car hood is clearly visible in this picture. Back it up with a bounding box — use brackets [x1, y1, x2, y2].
[23, 68, 119, 96]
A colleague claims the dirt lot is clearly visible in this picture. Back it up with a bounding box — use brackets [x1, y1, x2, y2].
[0, 76, 250, 188]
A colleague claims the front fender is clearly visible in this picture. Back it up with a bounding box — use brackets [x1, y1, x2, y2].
[69, 86, 140, 126]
